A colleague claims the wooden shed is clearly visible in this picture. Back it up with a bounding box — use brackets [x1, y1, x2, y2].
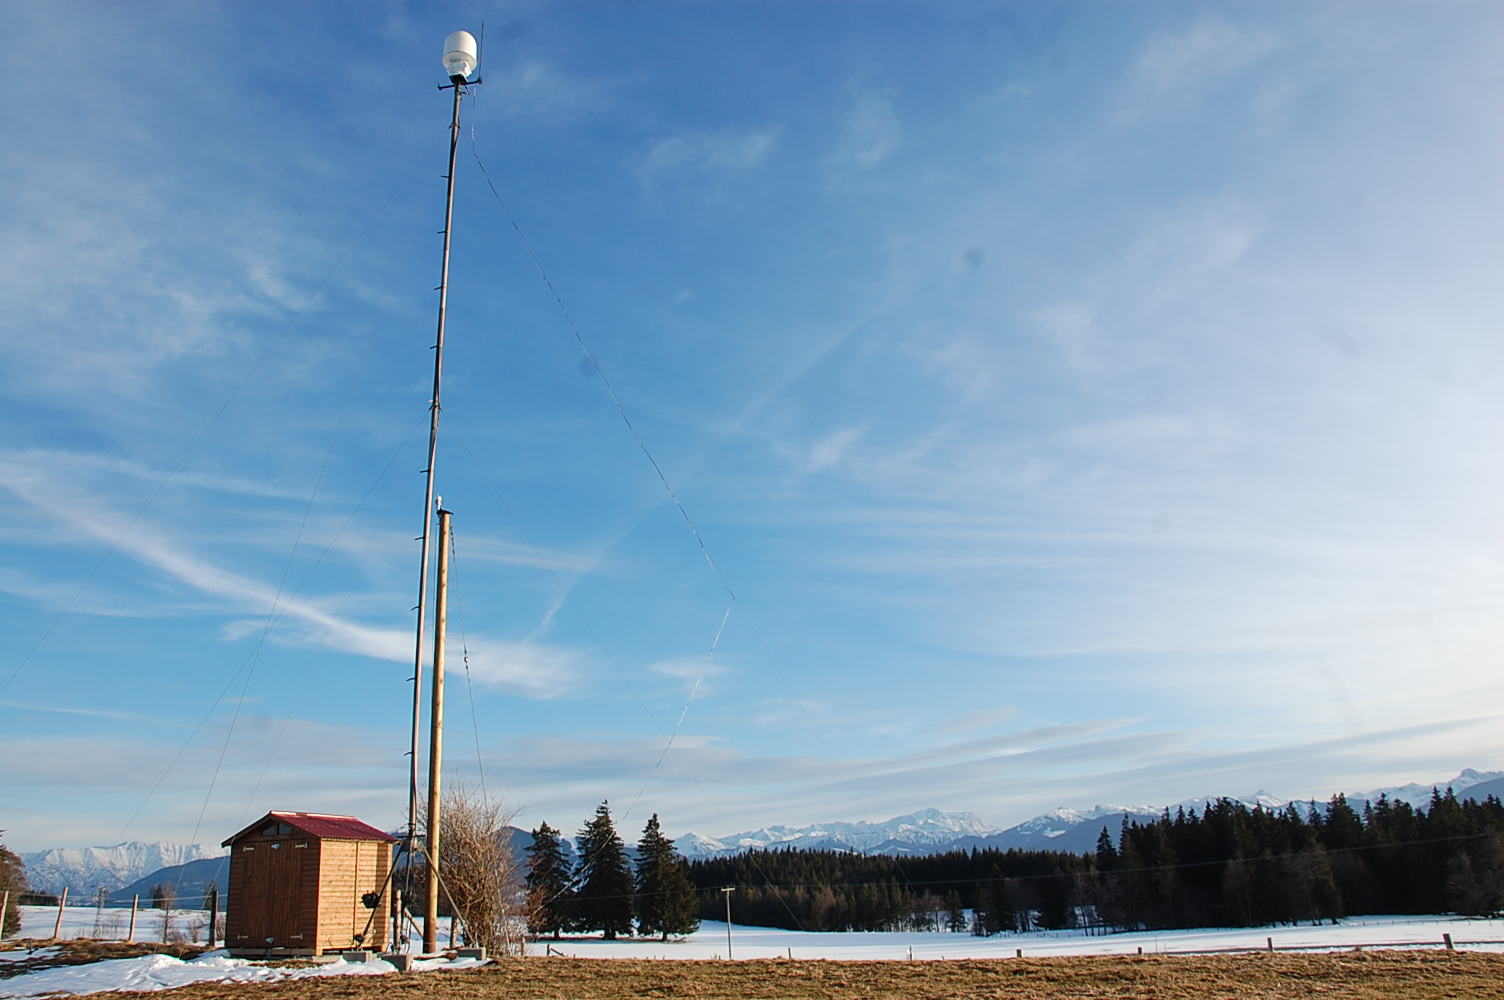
[223, 811, 398, 956]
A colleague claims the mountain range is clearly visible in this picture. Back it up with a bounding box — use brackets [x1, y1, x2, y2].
[673, 769, 1504, 859]
[21, 842, 226, 896]
[20, 770, 1503, 893]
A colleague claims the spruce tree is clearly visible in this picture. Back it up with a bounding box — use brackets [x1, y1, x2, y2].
[524, 821, 571, 939]
[635, 814, 701, 940]
[575, 801, 635, 939]
[944, 890, 966, 932]
[0, 834, 24, 939]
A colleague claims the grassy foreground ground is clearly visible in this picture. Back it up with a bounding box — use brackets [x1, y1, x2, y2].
[164, 951, 1504, 999]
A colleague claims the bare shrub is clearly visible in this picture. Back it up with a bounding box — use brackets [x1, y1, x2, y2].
[426, 785, 524, 956]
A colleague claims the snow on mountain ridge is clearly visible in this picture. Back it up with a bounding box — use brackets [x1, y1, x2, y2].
[22, 842, 226, 896]
[676, 771, 1498, 860]
[678, 809, 993, 857]
[1346, 769, 1504, 810]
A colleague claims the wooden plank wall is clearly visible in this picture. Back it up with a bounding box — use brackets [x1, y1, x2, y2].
[313, 839, 391, 953]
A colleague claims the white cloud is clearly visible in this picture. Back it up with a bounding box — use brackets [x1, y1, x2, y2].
[638, 128, 781, 185]
[0, 449, 583, 698]
[460, 638, 583, 699]
[932, 706, 1022, 737]
[835, 91, 900, 169]
[1131, 20, 1283, 100]
[482, 60, 610, 121]
[808, 425, 867, 472]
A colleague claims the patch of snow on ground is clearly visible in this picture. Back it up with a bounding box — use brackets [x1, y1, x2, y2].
[0, 952, 487, 998]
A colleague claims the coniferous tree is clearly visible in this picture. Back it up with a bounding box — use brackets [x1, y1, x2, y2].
[524, 821, 571, 939]
[0, 833, 24, 938]
[575, 801, 635, 939]
[634, 814, 701, 940]
[1095, 826, 1117, 870]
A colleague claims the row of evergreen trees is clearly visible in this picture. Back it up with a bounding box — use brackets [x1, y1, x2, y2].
[685, 790, 1504, 933]
[524, 802, 700, 940]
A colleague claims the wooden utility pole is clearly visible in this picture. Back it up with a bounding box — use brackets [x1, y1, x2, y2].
[423, 507, 452, 954]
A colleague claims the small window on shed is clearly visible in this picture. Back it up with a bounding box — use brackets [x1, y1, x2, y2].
[260, 821, 294, 837]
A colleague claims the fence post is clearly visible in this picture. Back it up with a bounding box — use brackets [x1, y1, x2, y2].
[1443, 933, 1454, 951]
[52, 887, 69, 940]
[1267, 937, 1273, 953]
[207, 886, 219, 948]
[1, 890, 8, 939]
[128, 894, 138, 943]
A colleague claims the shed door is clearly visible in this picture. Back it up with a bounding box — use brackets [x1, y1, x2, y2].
[241, 840, 304, 946]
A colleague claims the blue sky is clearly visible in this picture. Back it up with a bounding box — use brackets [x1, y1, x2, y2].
[3, 2, 1504, 852]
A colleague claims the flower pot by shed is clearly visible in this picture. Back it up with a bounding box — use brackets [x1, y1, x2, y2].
[223, 811, 398, 957]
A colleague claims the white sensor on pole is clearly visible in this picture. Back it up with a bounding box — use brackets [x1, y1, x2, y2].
[443, 31, 479, 80]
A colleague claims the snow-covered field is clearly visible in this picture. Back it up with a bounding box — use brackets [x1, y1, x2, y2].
[11, 905, 1504, 959]
[6, 907, 1503, 997]
[9, 906, 214, 945]
[9, 906, 1504, 959]
[536, 915, 1504, 961]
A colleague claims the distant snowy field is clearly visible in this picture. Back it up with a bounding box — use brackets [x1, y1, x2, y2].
[9, 906, 215, 945]
[537, 916, 1504, 960]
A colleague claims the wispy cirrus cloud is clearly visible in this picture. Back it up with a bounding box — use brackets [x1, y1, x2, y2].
[637, 127, 781, 187]
[833, 90, 899, 170]
[0, 448, 586, 698]
[1123, 19, 1283, 117]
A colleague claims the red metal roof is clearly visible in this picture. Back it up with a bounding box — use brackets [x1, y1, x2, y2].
[224, 811, 399, 846]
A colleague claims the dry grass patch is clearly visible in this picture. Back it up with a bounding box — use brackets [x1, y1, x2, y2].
[158, 950, 1504, 999]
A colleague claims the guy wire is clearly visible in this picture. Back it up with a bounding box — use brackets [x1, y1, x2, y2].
[620, 600, 733, 827]
[466, 136, 914, 890]
[446, 417, 805, 930]
[189, 343, 373, 846]
[447, 524, 489, 800]
[113, 413, 427, 844]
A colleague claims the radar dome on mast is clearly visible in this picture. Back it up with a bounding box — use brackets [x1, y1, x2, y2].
[443, 31, 478, 81]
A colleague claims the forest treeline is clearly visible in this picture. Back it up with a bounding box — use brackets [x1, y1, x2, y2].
[685, 791, 1504, 933]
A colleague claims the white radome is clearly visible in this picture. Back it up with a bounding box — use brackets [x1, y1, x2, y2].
[443, 30, 478, 80]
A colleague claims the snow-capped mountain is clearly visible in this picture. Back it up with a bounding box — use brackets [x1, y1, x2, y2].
[1349, 768, 1504, 809]
[675, 771, 1501, 861]
[22, 842, 226, 896]
[676, 808, 993, 857]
